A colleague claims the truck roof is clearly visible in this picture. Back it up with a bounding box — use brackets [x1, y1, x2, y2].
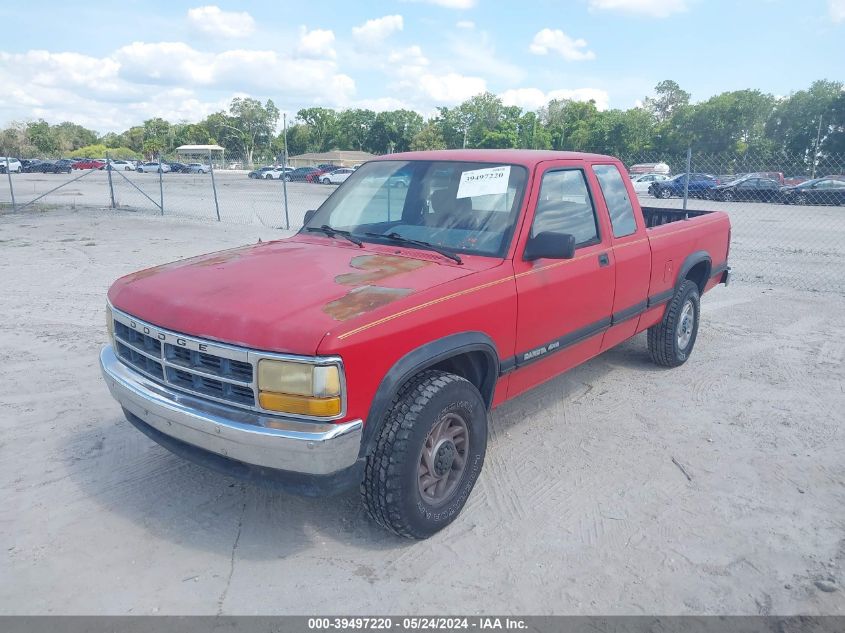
[377, 149, 618, 167]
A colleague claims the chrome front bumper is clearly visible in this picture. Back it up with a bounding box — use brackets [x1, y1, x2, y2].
[100, 346, 363, 475]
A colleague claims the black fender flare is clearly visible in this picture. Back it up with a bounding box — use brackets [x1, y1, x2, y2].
[359, 332, 500, 458]
[676, 250, 712, 292]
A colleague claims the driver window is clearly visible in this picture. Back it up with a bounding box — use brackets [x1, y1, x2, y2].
[531, 169, 599, 247]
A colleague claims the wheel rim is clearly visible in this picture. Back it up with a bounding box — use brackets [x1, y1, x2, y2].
[724, 191, 733, 201]
[418, 412, 469, 505]
[677, 299, 695, 350]
[661, 189, 671, 198]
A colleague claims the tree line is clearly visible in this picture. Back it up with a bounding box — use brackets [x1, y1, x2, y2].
[1, 79, 842, 171]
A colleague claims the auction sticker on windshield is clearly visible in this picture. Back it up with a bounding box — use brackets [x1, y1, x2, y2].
[456, 166, 511, 199]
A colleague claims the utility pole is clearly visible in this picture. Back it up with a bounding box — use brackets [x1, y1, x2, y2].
[282, 113, 290, 230]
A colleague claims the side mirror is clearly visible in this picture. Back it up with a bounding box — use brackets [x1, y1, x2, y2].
[523, 232, 576, 261]
[303, 209, 317, 225]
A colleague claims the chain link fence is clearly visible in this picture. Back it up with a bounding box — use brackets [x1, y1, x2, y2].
[2, 150, 844, 293]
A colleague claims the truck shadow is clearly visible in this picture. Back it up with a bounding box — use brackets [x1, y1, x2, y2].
[64, 419, 412, 560]
[66, 333, 663, 556]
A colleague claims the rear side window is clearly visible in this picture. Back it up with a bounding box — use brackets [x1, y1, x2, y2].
[593, 164, 638, 238]
[531, 169, 599, 247]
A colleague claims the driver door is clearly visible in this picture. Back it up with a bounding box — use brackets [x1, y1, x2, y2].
[508, 161, 615, 399]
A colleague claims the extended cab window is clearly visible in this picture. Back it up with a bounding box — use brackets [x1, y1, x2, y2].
[593, 164, 638, 238]
[531, 169, 599, 247]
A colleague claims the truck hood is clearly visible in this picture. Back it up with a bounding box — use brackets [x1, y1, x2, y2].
[107, 235, 492, 355]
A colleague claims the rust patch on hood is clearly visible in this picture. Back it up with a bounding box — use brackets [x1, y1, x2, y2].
[335, 254, 429, 286]
[323, 286, 413, 321]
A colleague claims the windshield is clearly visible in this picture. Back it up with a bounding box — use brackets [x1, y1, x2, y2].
[303, 160, 529, 258]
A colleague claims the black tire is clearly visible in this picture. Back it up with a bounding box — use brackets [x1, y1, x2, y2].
[362, 370, 488, 539]
[322, 177, 331, 184]
[659, 188, 672, 199]
[722, 190, 734, 202]
[647, 279, 700, 368]
[796, 193, 809, 205]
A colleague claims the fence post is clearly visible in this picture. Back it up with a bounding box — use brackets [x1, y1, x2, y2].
[4, 157, 15, 213]
[106, 151, 116, 209]
[208, 149, 221, 222]
[682, 147, 691, 213]
[158, 153, 164, 216]
[282, 113, 290, 230]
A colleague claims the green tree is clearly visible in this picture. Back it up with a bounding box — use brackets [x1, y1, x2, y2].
[335, 109, 376, 151]
[296, 107, 338, 152]
[226, 98, 280, 166]
[410, 123, 446, 151]
[643, 80, 691, 124]
[766, 80, 844, 158]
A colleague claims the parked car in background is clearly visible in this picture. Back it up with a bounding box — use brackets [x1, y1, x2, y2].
[709, 176, 781, 202]
[186, 163, 211, 174]
[262, 166, 293, 179]
[72, 158, 105, 170]
[28, 160, 73, 174]
[649, 173, 718, 199]
[779, 177, 845, 205]
[629, 162, 671, 176]
[321, 167, 354, 184]
[630, 172, 670, 194]
[783, 175, 811, 186]
[317, 164, 340, 173]
[748, 171, 784, 185]
[248, 166, 277, 179]
[167, 162, 189, 173]
[106, 160, 135, 171]
[20, 159, 43, 172]
[285, 166, 320, 182]
[0, 157, 22, 173]
[137, 162, 171, 173]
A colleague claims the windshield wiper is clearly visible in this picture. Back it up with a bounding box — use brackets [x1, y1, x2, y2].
[306, 224, 363, 247]
[365, 232, 462, 265]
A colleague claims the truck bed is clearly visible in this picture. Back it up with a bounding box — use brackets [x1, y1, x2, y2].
[641, 206, 714, 228]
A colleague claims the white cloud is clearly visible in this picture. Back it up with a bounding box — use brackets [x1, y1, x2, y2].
[352, 15, 404, 44]
[297, 27, 336, 59]
[421, 0, 477, 7]
[417, 73, 486, 103]
[456, 20, 475, 29]
[0, 43, 357, 131]
[500, 87, 610, 111]
[529, 29, 595, 61]
[187, 5, 256, 38]
[449, 29, 525, 84]
[830, 0, 845, 22]
[588, 0, 688, 18]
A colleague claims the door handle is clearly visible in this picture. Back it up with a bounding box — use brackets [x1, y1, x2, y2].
[598, 253, 610, 267]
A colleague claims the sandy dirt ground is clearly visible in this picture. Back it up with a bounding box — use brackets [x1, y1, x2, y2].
[1, 208, 843, 615]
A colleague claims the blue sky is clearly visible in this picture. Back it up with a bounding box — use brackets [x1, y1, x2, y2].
[0, 0, 842, 133]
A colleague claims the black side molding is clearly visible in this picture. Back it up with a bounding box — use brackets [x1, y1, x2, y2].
[611, 300, 648, 325]
[647, 289, 675, 307]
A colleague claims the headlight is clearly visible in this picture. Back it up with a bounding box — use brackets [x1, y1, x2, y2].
[106, 304, 114, 343]
[257, 359, 342, 417]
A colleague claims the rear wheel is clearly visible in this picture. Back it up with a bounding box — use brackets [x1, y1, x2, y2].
[362, 370, 488, 539]
[647, 280, 700, 368]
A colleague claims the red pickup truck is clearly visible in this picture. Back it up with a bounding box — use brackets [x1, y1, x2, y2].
[101, 150, 731, 538]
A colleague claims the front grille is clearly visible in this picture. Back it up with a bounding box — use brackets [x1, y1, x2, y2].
[112, 315, 256, 407]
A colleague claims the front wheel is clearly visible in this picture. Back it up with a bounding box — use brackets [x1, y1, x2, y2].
[321, 177, 331, 184]
[722, 191, 734, 202]
[362, 370, 488, 539]
[659, 188, 672, 199]
[647, 279, 700, 368]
